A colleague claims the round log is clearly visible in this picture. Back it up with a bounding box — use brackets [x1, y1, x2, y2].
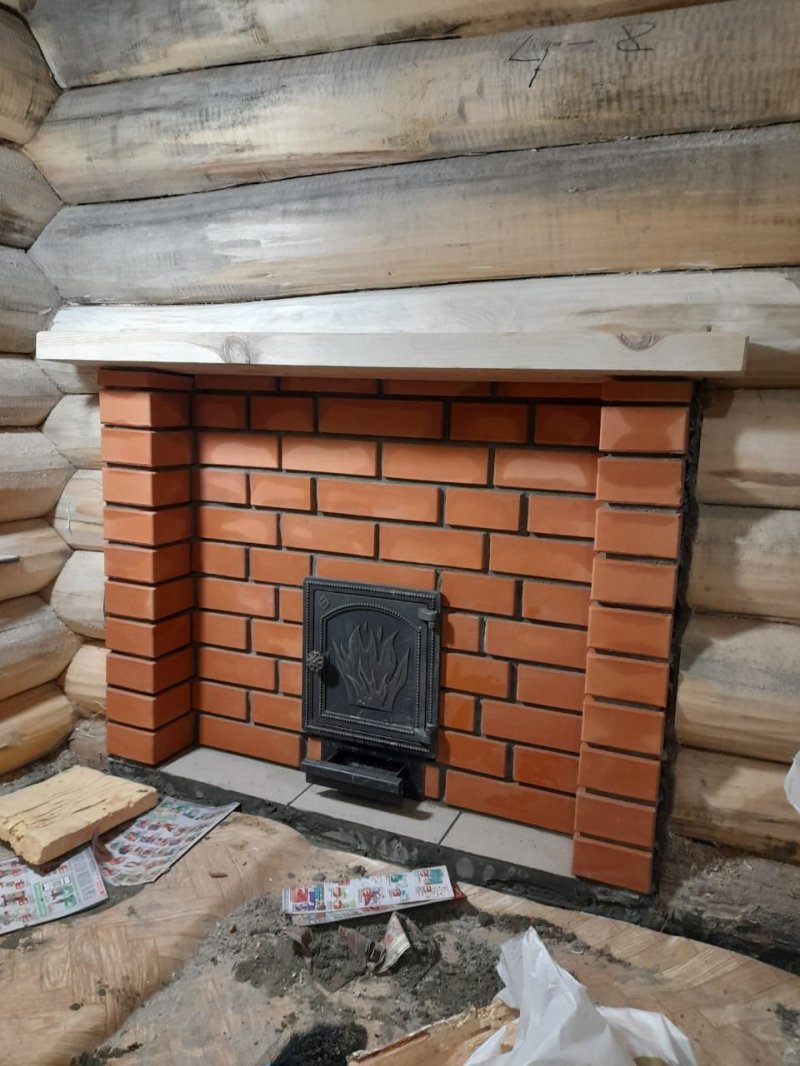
[53, 469, 103, 550]
[61, 642, 107, 718]
[0, 246, 59, 354]
[0, 519, 71, 603]
[0, 429, 73, 521]
[0, 145, 61, 247]
[37, 360, 98, 394]
[41, 394, 101, 467]
[0, 683, 75, 776]
[0, 595, 81, 701]
[0, 355, 61, 426]
[0, 9, 58, 145]
[47, 550, 104, 639]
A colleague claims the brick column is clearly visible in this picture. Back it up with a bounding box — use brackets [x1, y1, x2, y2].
[572, 380, 693, 893]
[99, 368, 196, 764]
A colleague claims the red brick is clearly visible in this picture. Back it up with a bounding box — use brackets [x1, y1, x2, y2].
[600, 380, 693, 404]
[579, 744, 661, 802]
[572, 834, 653, 893]
[594, 508, 681, 560]
[107, 714, 195, 766]
[424, 764, 443, 799]
[534, 405, 601, 446]
[103, 468, 191, 508]
[198, 716, 301, 767]
[514, 746, 579, 793]
[197, 647, 276, 691]
[441, 571, 516, 616]
[194, 373, 276, 391]
[105, 614, 191, 657]
[318, 479, 438, 523]
[445, 771, 575, 834]
[251, 619, 303, 659]
[197, 431, 278, 469]
[441, 653, 509, 698]
[283, 437, 377, 476]
[588, 605, 672, 659]
[279, 659, 303, 696]
[105, 576, 193, 620]
[490, 535, 593, 582]
[193, 679, 248, 720]
[197, 506, 277, 546]
[438, 731, 506, 777]
[445, 489, 520, 531]
[383, 380, 491, 397]
[104, 543, 190, 584]
[592, 557, 677, 610]
[600, 406, 689, 453]
[104, 506, 193, 546]
[306, 736, 323, 759]
[107, 647, 193, 694]
[527, 496, 597, 538]
[440, 692, 476, 732]
[193, 468, 248, 505]
[279, 587, 304, 622]
[99, 390, 188, 428]
[495, 449, 597, 492]
[319, 398, 443, 439]
[498, 382, 602, 399]
[482, 701, 581, 753]
[522, 582, 591, 627]
[251, 548, 311, 585]
[485, 618, 586, 669]
[192, 393, 247, 428]
[250, 473, 313, 511]
[575, 789, 657, 849]
[251, 396, 314, 431]
[582, 697, 665, 757]
[251, 692, 302, 731]
[193, 610, 249, 649]
[192, 540, 247, 578]
[381, 524, 482, 570]
[450, 402, 528, 443]
[442, 612, 480, 652]
[197, 577, 276, 618]
[516, 665, 585, 711]
[596, 457, 683, 507]
[383, 443, 488, 484]
[101, 428, 192, 468]
[99, 369, 192, 391]
[106, 683, 190, 729]
[280, 376, 377, 394]
[283, 514, 375, 556]
[585, 651, 669, 708]
[314, 556, 436, 589]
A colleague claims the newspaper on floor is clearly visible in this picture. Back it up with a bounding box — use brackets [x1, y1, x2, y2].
[0, 846, 107, 935]
[95, 795, 238, 886]
[282, 865, 454, 926]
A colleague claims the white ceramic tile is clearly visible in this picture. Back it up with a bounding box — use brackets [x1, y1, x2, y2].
[440, 811, 574, 879]
[291, 784, 459, 844]
[162, 747, 311, 806]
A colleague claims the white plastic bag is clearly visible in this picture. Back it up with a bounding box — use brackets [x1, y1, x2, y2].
[464, 929, 697, 1066]
[784, 752, 800, 816]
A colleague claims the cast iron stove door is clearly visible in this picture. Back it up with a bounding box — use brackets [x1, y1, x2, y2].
[303, 577, 440, 758]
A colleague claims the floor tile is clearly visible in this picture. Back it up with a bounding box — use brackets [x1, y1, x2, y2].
[440, 810, 574, 878]
[162, 747, 310, 806]
[291, 784, 459, 844]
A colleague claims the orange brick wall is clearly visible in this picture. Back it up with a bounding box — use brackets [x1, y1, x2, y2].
[100, 370, 692, 894]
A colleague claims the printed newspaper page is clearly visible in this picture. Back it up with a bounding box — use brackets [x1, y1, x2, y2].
[0, 847, 107, 935]
[283, 866, 454, 926]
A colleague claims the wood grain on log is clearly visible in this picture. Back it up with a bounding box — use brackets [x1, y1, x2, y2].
[0, 246, 59, 353]
[0, 595, 80, 701]
[677, 614, 800, 765]
[0, 430, 72, 521]
[0, 145, 60, 245]
[0, 354, 60, 426]
[53, 469, 103, 550]
[28, 0, 722, 87]
[672, 748, 800, 862]
[0, 519, 70, 603]
[30, 125, 800, 305]
[689, 505, 800, 622]
[0, 683, 75, 776]
[41, 394, 101, 467]
[47, 550, 104, 639]
[37, 361, 98, 394]
[28, 0, 800, 203]
[61, 643, 107, 718]
[0, 9, 58, 145]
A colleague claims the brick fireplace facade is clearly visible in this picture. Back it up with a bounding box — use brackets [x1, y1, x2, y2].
[99, 367, 693, 894]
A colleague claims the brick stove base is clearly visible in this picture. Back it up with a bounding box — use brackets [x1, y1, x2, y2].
[99, 368, 693, 894]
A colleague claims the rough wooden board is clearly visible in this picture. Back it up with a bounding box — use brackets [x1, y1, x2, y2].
[36, 329, 746, 377]
[27, 0, 800, 204]
[351, 1002, 518, 1063]
[46, 550, 104, 640]
[0, 355, 60, 427]
[689, 505, 800, 621]
[0, 595, 80, 702]
[0, 519, 70, 603]
[672, 748, 800, 862]
[0, 429, 73, 522]
[0, 9, 57, 145]
[0, 145, 60, 246]
[0, 812, 797, 1065]
[28, 0, 723, 87]
[46, 268, 800, 387]
[29, 124, 800, 305]
[0, 247, 59, 354]
[60, 643, 107, 718]
[0, 765, 156, 864]
[0, 683, 74, 776]
[53, 469, 103, 551]
[677, 614, 800, 764]
[40, 394, 100, 468]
